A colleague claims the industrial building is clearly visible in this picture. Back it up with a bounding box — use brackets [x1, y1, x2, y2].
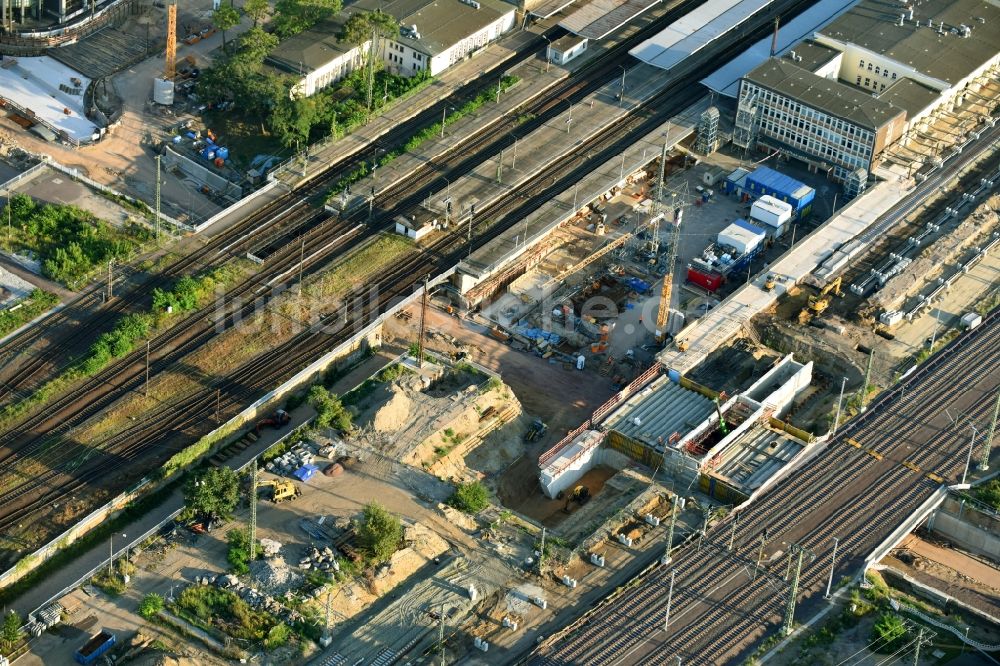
[266, 0, 516, 97]
[732, 0, 1000, 181]
[539, 355, 814, 503]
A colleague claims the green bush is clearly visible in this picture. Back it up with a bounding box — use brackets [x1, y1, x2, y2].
[138, 592, 165, 619]
[870, 612, 907, 652]
[226, 528, 260, 575]
[173, 585, 275, 642]
[974, 479, 1000, 512]
[449, 481, 490, 514]
[264, 622, 291, 650]
[185, 467, 240, 519]
[356, 502, 403, 564]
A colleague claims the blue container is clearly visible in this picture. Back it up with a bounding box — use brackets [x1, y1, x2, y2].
[204, 137, 216, 146]
[745, 166, 815, 217]
[216, 146, 230, 160]
[701, 190, 709, 203]
[185, 131, 197, 140]
[171, 135, 182, 143]
[667, 369, 681, 383]
[202, 148, 216, 160]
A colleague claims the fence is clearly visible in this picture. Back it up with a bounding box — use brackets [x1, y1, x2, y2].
[538, 362, 663, 467]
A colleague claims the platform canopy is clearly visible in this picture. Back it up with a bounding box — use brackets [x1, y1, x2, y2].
[699, 0, 861, 97]
[629, 0, 772, 71]
[559, 0, 662, 39]
[529, 0, 578, 19]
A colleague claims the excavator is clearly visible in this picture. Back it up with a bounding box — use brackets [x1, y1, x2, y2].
[259, 479, 301, 503]
[798, 277, 843, 324]
[255, 409, 291, 434]
[562, 485, 591, 513]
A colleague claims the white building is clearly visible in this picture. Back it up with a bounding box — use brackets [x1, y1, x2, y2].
[734, 0, 1000, 181]
[267, 0, 516, 97]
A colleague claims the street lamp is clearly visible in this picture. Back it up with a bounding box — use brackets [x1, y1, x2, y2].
[440, 106, 456, 139]
[961, 425, 978, 485]
[618, 65, 627, 107]
[541, 34, 551, 72]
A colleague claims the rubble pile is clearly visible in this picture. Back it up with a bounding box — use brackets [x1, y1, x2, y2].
[249, 556, 303, 595]
[194, 575, 306, 624]
[299, 546, 341, 572]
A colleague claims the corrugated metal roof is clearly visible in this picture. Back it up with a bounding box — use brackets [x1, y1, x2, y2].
[732, 218, 766, 235]
[699, 0, 860, 97]
[629, 0, 772, 70]
[530, 0, 578, 19]
[746, 166, 813, 201]
[602, 377, 714, 449]
[559, 0, 662, 39]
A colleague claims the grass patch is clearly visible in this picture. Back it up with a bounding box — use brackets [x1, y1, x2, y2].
[0, 289, 58, 337]
[306, 234, 414, 300]
[171, 585, 280, 643]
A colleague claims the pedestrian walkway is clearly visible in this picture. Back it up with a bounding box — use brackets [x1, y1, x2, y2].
[5, 350, 397, 617]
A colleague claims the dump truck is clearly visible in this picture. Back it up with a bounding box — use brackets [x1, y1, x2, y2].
[260, 479, 301, 503]
[255, 409, 291, 434]
[75, 630, 115, 664]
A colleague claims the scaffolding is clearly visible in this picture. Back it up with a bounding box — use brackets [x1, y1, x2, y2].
[694, 106, 720, 155]
[843, 168, 868, 199]
[733, 89, 760, 150]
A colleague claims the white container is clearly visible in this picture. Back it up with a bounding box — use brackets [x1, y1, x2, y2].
[717, 220, 765, 255]
[960, 312, 982, 329]
[750, 195, 792, 236]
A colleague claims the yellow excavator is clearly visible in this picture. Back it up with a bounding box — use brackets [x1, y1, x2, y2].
[259, 479, 301, 503]
[798, 277, 843, 324]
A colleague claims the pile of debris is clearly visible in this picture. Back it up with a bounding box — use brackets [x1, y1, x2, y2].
[249, 556, 303, 595]
[299, 546, 341, 572]
[265, 440, 318, 477]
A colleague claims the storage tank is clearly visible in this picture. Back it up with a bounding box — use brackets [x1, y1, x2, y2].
[152, 78, 175, 105]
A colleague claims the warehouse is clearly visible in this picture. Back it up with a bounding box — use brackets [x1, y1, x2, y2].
[733, 0, 1000, 181]
[267, 0, 515, 97]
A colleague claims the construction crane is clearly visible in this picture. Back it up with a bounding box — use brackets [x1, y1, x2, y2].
[655, 205, 682, 344]
[164, 4, 178, 80]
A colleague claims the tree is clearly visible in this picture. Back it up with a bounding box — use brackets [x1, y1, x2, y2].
[340, 10, 399, 117]
[243, 0, 269, 27]
[449, 481, 490, 514]
[212, 4, 242, 53]
[273, 0, 341, 38]
[270, 94, 319, 148]
[1, 610, 23, 650]
[356, 502, 402, 563]
[138, 592, 164, 620]
[184, 467, 240, 518]
[236, 26, 279, 63]
[870, 612, 907, 652]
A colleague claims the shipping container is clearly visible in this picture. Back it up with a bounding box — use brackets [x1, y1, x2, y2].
[687, 265, 724, 292]
[750, 195, 793, 237]
[75, 630, 115, 665]
[745, 166, 815, 217]
[718, 219, 766, 255]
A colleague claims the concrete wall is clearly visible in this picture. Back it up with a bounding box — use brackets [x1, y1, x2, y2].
[163, 146, 242, 201]
[927, 505, 1000, 561]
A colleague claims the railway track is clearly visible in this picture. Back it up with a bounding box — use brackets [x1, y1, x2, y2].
[531, 307, 1000, 665]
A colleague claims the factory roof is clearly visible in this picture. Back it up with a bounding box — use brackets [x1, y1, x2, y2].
[269, 0, 514, 70]
[878, 77, 942, 119]
[817, 0, 1000, 85]
[602, 376, 715, 450]
[629, 0, 772, 70]
[744, 57, 905, 130]
[559, 0, 662, 39]
[0, 56, 98, 143]
[699, 0, 858, 98]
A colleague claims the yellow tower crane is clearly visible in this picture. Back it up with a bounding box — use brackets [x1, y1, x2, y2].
[655, 206, 682, 344]
[165, 4, 178, 81]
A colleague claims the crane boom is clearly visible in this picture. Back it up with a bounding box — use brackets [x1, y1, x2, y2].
[165, 4, 177, 80]
[655, 207, 682, 341]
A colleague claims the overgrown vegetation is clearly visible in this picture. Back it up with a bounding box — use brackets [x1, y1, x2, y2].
[870, 612, 907, 652]
[172, 585, 277, 643]
[974, 478, 1000, 511]
[1, 193, 150, 288]
[151, 263, 249, 317]
[449, 481, 490, 514]
[356, 501, 403, 564]
[226, 528, 261, 575]
[307, 385, 353, 432]
[0, 289, 58, 337]
[1, 610, 24, 652]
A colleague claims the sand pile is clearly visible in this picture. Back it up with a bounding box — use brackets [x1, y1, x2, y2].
[373, 387, 412, 432]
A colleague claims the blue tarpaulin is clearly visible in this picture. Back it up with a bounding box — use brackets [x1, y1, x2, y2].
[514, 326, 561, 345]
[292, 464, 319, 482]
[623, 277, 651, 293]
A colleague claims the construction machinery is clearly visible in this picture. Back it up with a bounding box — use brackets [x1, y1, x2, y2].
[764, 274, 776, 291]
[562, 485, 591, 512]
[798, 277, 843, 324]
[255, 409, 291, 434]
[524, 419, 548, 443]
[259, 479, 301, 503]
